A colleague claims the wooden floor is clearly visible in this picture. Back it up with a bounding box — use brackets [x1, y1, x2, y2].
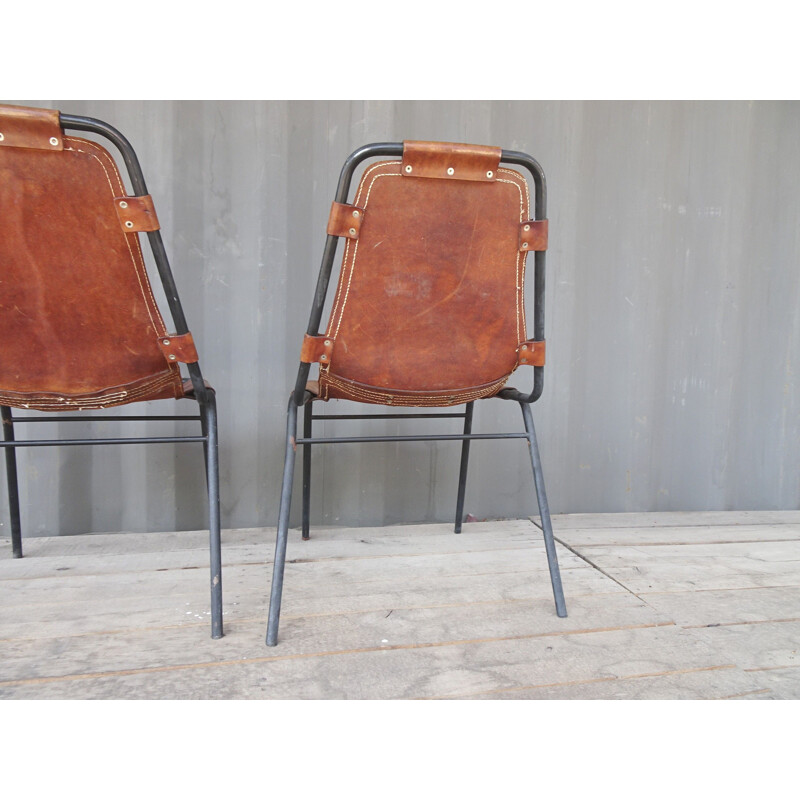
[1, 511, 799, 699]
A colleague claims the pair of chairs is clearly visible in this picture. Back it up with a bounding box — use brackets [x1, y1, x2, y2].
[0, 105, 567, 647]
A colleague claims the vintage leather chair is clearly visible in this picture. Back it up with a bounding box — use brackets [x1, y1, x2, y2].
[266, 140, 567, 646]
[0, 104, 223, 639]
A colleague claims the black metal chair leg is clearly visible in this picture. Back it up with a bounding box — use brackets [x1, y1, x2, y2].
[201, 393, 223, 639]
[302, 401, 312, 540]
[454, 401, 474, 534]
[266, 396, 300, 646]
[1, 406, 23, 559]
[519, 401, 567, 618]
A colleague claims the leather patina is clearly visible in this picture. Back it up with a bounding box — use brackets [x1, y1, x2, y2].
[401, 140, 501, 182]
[0, 107, 185, 411]
[0, 104, 64, 151]
[316, 145, 533, 407]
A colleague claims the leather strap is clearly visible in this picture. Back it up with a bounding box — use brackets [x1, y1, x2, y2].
[114, 195, 160, 232]
[327, 202, 364, 239]
[517, 340, 546, 367]
[158, 332, 199, 364]
[300, 334, 334, 364]
[402, 141, 501, 182]
[0, 104, 63, 151]
[519, 220, 548, 251]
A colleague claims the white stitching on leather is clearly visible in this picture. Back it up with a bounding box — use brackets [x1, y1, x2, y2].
[329, 162, 401, 340]
[64, 137, 165, 338]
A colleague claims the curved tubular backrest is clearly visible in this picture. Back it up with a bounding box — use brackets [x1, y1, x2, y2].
[60, 114, 209, 405]
[293, 143, 547, 405]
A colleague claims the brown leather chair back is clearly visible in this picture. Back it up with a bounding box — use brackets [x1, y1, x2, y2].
[306, 141, 546, 407]
[0, 105, 188, 411]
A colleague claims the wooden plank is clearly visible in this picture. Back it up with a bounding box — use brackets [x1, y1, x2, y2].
[444, 666, 763, 700]
[0, 519, 540, 559]
[570, 541, 800, 594]
[0, 552, 622, 640]
[640, 586, 800, 628]
[0, 520, 564, 579]
[543, 511, 800, 529]
[736, 666, 800, 700]
[0, 591, 667, 683]
[0, 622, 731, 700]
[686, 620, 800, 671]
[554, 524, 800, 548]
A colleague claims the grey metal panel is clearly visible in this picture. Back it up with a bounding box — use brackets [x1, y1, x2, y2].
[1, 100, 798, 537]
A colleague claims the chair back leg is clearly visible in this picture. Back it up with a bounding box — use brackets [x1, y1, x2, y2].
[266, 396, 299, 646]
[301, 401, 312, 540]
[519, 401, 567, 618]
[1, 406, 23, 559]
[454, 401, 474, 534]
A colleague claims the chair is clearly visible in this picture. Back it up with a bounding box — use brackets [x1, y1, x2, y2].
[0, 104, 223, 639]
[266, 140, 567, 646]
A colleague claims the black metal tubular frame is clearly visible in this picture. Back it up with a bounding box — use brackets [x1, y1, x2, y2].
[0, 113, 223, 639]
[266, 143, 567, 647]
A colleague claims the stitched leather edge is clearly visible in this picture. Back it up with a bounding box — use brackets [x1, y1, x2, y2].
[0, 370, 183, 411]
[319, 371, 512, 407]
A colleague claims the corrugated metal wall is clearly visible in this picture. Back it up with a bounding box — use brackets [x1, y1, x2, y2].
[2, 100, 799, 537]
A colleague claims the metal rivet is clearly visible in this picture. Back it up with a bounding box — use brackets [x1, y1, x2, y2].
[125, 221, 134, 228]
[404, 165, 412, 173]
[169, 354, 177, 360]
[524, 224, 530, 231]
[324, 340, 331, 346]
[163, 339, 171, 346]
[522, 242, 529, 248]
[349, 228, 357, 236]
[521, 358, 528, 363]
[119, 200, 129, 209]
[0, 133, 4, 142]
[352, 210, 360, 218]
[49, 137, 59, 146]
[447, 167, 454, 176]
[320, 354, 328, 361]
[486, 170, 493, 178]
[521, 345, 528, 350]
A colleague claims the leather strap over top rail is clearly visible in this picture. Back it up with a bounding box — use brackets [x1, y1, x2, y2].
[114, 195, 160, 232]
[327, 202, 364, 239]
[0, 104, 64, 151]
[402, 141, 501, 182]
[158, 332, 199, 364]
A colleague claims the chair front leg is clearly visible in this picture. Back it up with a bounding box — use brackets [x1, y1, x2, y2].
[519, 401, 567, 618]
[266, 395, 300, 646]
[1, 406, 23, 559]
[200, 392, 223, 639]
